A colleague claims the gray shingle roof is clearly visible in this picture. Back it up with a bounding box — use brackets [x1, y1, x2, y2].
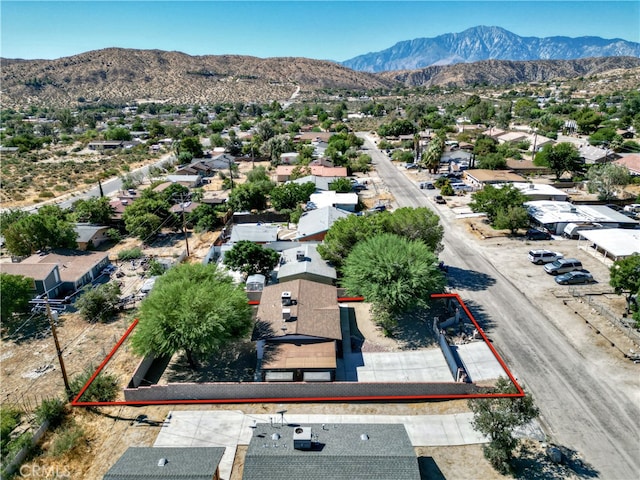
[103, 447, 225, 480]
[277, 244, 336, 282]
[296, 206, 351, 238]
[243, 423, 420, 480]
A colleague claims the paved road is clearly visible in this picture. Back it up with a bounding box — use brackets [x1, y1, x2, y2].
[360, 134, 640, 479]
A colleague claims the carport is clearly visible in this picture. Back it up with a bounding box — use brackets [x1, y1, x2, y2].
[577, 228, 640, 263]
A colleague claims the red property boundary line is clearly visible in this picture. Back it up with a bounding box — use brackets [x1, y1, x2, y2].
[71, 293, 523, 407]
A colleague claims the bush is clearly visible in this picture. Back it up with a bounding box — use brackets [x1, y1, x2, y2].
[1, 406, 22, 457]
[117, 247, 143, 260]
[70, 368, 119, 403]
[35, 398, 67, 428]
[48, 423, 84, 457]
[75, 283, 121, 323]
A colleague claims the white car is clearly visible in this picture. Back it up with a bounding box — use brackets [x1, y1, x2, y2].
[528, 250, 563, 265]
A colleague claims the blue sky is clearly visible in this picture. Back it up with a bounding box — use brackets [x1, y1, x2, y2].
[1, 1, 639, 61]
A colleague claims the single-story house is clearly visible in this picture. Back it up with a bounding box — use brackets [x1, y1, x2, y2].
[74, 224, 111, 250]
[309, 191, 358, 212]
[526, 133, 554, 151]
[578, 144, 618, 164]
[4, 249, 110, 297]
[481, 127, 506, 139]
[277, 244, 337, 285]
[505, 159, 551, 175]
[165, 175, 202, 188]
[103, 447, 225, 480]
[296, 206, 351, 242]
[525, 201, 638, 235]
[295, 132, 333, 143]
[291, 175, 343, 191]
[510, 183, 569, 202]
[496, 131, 528, 144]
[463, 169, 527, 188]
[577, 229, 640, 262]
[253, 279, 342, 382]
[613, 154, 640, 176]
[229, 223, 280, 244]
[206, 153, 236, 170]
[169, 201, 201, 215]
[88, 141, 123, 151]
[0, 262, 62, 298]
[275, 165, 348, 183]
[242, 423, 420, 480]
[280, 152, 300, 165]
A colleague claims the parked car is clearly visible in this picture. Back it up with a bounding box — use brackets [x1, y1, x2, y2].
[368, 205, 387, 213]
[434, 195, 446, 204]
[352, 183, 367, 192]
[405, 163, 418, 169]
[419, 181, 435, 190]
[528, 250, 563, 265]
[525, 228, 552, 240]
[544, 258, 583, 275]
[555, 270, 595, 285]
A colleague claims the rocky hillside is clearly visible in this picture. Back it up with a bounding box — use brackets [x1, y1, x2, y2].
[379, 56, 640, 88]
[342, 26, 640, 72]
[0, 48, 394, 109]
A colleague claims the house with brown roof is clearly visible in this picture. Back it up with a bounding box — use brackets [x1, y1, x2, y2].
[253, 279, 342, 382]
[614, 154, 640, 176]
[463, 169, 527, 188]
[274, 165, 348, 183]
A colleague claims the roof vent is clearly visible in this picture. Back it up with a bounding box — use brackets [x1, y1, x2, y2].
[360, 434, 369, 441]
[281, 291, 292, 306]
[282, 308, 291, 321]
[271, 433, 280, 440]
[293, 426, 312, 450]
[296, 250, 305, 262]
[158, 458, 168, 467]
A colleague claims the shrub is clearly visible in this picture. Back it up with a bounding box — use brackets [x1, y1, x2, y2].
[75, 283, 121, 323]
[35, 398, 67, 428]
[1, 406, 22, 456]
[70, 368, 119, 403]
[48, 423, 84, 457]
[117, 247, 143, 260]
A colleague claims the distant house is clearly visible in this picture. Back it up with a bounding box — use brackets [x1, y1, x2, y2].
[510, 183, 569, 202]
[253, 279, 342, 382]
[481, 127, 506, 139]
[103, 447, 225, 480]
[88, 141, 123, 151]
[309, 191, 358, 212]
[275, 165, 348, 182]
[165, 175, 202, 188]
[229, 223, 280, 244]
[243, 423, 420, 480]
[291, 175, 344, 191]
[577, 144, 618, 164]
[496, 131, 528, 144]
[0, 262, 61, 298]
[74, 224, 111, 250]
[463, 169, 527, 188]
[613, 154, 640, 176]
[277, 244, 336, 285]
[2, 249, 110, 298]
[169, 201, 201, 215]
[296, 206, 351, 241]
[280, 152, 300, 165]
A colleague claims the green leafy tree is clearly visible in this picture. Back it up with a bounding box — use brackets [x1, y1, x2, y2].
[469, 184, 528, 224]
[3, 209, 77, 256]
[269, 182, 316, 211]
[534, 142, 583, 180]
[469, 377, 539, 474]
[610, 254, 640, 314]
[318, 214, 387, 268]
[0, 209, 30, 236]
[75, 283, 121, 323]
[493, 205, 530, 234]
[245, 166, 270, 183]
[342, 233, 445, 332]
[586, 163, 630, 201]
[382, 207, 444, 253]
[71, 197, 115, 224]
[187, 204, 222, 232]
[104, 127, 131, 141]
[440, 182, 455, 196]
[476, 152, 507, 170]
[178, 136, 204, 159]
[329, 178, 353, 193]
[224, 240, 280, 277]
[122, 193, 174, 240]
[573, 107, 602, 134]
[227, 182, 270, 211]
[130, 263, 253, 369]
[0, 273, 33, 321]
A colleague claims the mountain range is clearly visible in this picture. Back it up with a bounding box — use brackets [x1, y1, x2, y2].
[341, 26, 640, 72]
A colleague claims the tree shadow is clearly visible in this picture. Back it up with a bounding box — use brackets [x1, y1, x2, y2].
[393, 305, 443, 350]
[513, 442, 599, 479]
[446, 266, 497, 292]
[418, 456, 446, 480]
[1, 313, 52, 344]
[163, 339, 257, 383]
[454, 298, 497, 335]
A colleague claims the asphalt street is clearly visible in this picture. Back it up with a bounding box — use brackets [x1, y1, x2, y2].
[360, 133, 640, 479]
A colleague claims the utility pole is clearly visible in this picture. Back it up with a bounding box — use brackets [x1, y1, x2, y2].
[45, 298, 72, 400]
[178, 195, 191, 257]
